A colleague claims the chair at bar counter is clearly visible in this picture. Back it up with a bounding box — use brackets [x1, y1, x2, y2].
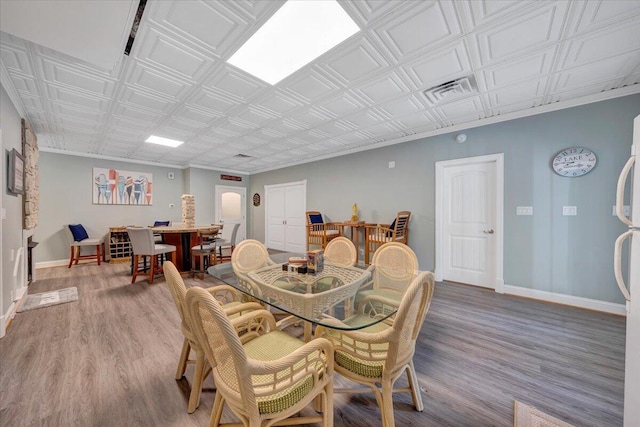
[152, 220, 170, 243]
[306, 210, 343, 251]
[214, 222, 240, 262]
[364, 211, 411, 264]
[190, 228, 218, 280]
[316, 270, 435, 427]
[163, 261, 262, 413]
[127, 227, 176, 284]
[185, 286, 335, 427]
[64, 224, 105, 268]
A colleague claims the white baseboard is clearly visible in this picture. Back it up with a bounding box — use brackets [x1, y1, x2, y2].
[36, 259, 69, 269]
[1, 301, 17, 338]
[503, 284, 626, 316]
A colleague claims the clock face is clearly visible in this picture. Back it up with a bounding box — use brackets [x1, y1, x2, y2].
[552, 147, 597, 177]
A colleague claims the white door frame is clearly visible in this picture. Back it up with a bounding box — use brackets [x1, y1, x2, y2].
[264, 180, 306, 249]
[214, 185, 247, 242]
[435, 153, 504, 293]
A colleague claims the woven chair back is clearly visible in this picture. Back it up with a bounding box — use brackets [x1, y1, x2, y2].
[385, 271, 435, 369]
[164, 261, 190, 332]
[370, 242, 419, 293]
[231, 239, 271, 274]
[324, 237, 357, 267]
[186, 287, 256, 411]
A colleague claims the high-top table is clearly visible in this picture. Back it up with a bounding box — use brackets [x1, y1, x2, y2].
[208, 253, 399, 341]
[152, 224, 221, 272]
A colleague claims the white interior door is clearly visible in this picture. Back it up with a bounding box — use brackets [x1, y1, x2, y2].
[265, 180, 306, 252]
[284, 184, 306, 253]
[215, 186, 246, 243]
[266, 186, 286, 250]
[436, 154, 503, 290]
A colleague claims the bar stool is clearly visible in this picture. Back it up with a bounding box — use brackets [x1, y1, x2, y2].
[191, 229, 218, 279]
[127, 227, 176, 284]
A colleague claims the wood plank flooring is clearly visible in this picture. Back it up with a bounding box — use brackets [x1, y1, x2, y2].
[0, 263, 625, 426]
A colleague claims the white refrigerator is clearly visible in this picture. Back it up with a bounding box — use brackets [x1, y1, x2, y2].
[614, 114, 640, 426]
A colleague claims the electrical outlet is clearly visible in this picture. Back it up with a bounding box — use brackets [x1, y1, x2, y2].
[563, 206, 577, 216]
[612, 205, 630, 216]
[388, 161, 395, 168]
[516, 206, 533, 216]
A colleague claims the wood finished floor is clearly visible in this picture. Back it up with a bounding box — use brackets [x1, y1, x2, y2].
[0, 263, 625, 427]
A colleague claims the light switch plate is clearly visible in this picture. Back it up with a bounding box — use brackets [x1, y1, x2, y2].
[612, 205, 631, 216]
[563, 206, 577, 216]
[516, 206, 533, 215]
[388, 161, 395, 169]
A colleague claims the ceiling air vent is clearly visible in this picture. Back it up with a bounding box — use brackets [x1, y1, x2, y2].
[423, 75, 477, 105]
[234, 153, 253, 158]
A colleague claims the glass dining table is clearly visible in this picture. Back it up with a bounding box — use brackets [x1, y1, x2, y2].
[207, 253, 399, 341]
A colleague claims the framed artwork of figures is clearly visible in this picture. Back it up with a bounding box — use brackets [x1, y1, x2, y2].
[8, 149, 25, 195]
[93, 168, 153, 205]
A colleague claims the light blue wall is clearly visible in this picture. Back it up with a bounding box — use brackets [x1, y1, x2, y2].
[1, 83, 24, 318]
[248, 94, 640, 304]
[35, 153, 250, 263]
[36, 152, 185, 262]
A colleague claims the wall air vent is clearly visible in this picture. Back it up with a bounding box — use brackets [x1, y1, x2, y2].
[234, 153, 253, 158]
[124, 0, 147, 56]
[423, 75, 478, 106]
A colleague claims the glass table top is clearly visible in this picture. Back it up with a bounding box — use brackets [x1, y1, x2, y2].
[207, 253, 402, 332]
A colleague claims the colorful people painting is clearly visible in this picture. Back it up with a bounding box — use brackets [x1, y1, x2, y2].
[93, 168, 153, 205]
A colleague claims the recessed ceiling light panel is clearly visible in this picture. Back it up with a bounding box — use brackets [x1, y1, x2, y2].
[228, 0, 360, 85]
[145, 135, 184, 148]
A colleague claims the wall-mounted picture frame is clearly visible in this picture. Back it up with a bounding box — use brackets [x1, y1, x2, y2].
[8, 148, 25, 195]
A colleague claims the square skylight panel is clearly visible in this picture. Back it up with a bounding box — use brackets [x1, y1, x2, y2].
[228, 0, 360, 85]
[145, 135, 184, 147]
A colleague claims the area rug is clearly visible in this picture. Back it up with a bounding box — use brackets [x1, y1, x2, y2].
[17, 287, 78, 312]
[514, 401, 574, 427]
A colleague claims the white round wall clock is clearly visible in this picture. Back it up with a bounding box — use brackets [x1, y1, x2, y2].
[552, 147, 597, 177]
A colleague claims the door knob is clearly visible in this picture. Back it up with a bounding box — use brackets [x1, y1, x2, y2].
[483, 229, 494, 234]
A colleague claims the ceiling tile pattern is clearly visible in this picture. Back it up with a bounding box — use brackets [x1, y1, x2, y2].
[1, 0, 639, 174]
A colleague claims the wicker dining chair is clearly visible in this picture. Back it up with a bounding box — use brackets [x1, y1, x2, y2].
[185, 286, 335, 427]
[364, 211, 411, 264]
[324, 236, 357, 267]
[316, 271, 435, 427]
[355, 242, 419, 314]
[164, 261, 262, 413]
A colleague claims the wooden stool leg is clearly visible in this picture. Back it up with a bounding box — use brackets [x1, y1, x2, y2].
[131, 255, 139, 283]
[149, 255, 156, 285]
[68, 246, 75, 268]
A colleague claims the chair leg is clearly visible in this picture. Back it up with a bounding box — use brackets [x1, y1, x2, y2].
[381, 381, 395, 427]
[406, 360, 423, 411]
[74, 247, 80, 265]
[188, 348, 206, 413]
[96, 244, 101, 266]
[176, 338, 191, 380]
[131, 255, 139, 283]
[68, 246, 75, 268]
[149, 255, 157, 285]
[325, 383, 334, 427]
[210, 392, 224, 427]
